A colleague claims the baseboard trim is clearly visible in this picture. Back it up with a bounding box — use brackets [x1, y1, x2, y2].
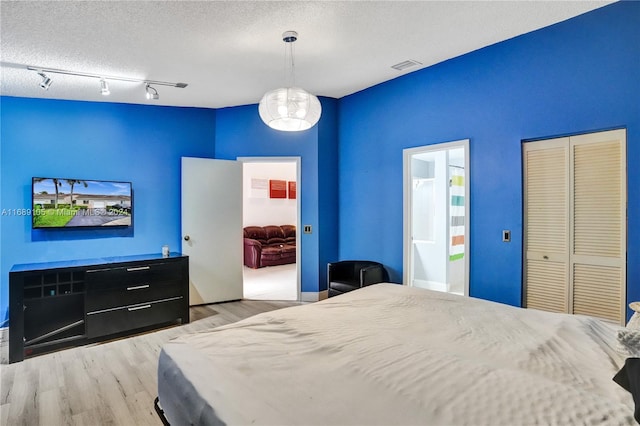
[301, 290, 328, 302]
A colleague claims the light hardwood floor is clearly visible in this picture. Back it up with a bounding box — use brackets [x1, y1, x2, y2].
[0, 300, 300, 426]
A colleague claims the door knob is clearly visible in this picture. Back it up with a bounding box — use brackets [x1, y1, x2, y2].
[184, 235, 190, 241]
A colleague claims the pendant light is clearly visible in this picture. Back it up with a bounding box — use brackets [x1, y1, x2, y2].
[259, 31, 322, 132]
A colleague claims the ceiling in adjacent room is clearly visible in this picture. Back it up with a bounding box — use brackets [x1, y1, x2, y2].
[0, 1, 613, 109]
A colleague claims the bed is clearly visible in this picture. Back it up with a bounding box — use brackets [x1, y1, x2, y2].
[157, 283, 635, 425]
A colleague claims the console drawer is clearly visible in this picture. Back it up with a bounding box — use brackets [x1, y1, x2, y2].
[85, 280, 182, 311]
[86, 262, 182, 291]
[86, 297, 185, 339]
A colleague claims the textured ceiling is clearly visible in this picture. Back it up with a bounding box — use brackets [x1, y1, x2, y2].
[0, 1, 613, 109]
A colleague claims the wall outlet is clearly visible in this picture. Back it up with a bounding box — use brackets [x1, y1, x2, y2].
[303, 225, 312, 234]
[502, 230, 511, 242]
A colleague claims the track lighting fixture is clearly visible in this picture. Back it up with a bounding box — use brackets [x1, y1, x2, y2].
[100, 79, 110, 96]
[145, 84, 159, 100]
[24, 65, 187, 99]
[37, 72, 52, 90]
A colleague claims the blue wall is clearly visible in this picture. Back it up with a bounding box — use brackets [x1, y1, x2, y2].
[338, 1, 640, 311]
[317, 98, 340, 291]
[1, 1, 637, 324]
[214, 99, 339, 293]
[0, 97, 216, 324]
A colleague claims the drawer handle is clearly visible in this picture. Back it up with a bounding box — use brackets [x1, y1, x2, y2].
[127, 284, 150, 291]
[127, 266, 150, 272]
[128, 304, 152, 312]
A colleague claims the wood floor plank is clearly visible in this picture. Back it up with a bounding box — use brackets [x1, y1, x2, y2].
[38, 389, 70, 426]
[36, 355, 59, 392]
[0, 360, 15, 404]
[5, 364, 38, 425]
[0, 403, 10, 426]
[0, 299, 300, 425]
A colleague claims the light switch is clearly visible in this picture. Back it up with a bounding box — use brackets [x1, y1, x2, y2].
[502, 230, 511, 242]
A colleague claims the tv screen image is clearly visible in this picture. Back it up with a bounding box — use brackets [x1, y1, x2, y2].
[32, 178, 133, 228]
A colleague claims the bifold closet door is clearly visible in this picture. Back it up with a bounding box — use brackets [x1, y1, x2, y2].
[570, 130, 626, 323]
[523, 138, 570, 313]
[523, 129, 626, 324]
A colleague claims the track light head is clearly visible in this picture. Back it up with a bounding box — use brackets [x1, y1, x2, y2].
[145, 84, 159, 100]
[37, 72, 52, 90]
[100, 79, 110, 96]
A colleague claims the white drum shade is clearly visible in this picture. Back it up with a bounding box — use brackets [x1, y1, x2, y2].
[258, 87, 322, 132]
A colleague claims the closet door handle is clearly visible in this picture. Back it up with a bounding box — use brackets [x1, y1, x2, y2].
[128, 304, 151, 312]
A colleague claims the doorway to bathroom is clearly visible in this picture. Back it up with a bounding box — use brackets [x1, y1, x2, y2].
[403, 140, 469, 296]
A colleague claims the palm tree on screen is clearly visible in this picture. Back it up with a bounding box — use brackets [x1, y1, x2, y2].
[33, 178, 62, 208]
[65, 179, 88, 208]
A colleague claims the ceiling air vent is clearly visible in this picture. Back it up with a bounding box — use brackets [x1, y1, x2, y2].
[391, 59, 422, 71]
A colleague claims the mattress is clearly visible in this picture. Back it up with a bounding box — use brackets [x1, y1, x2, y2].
[158, 283, 634, 425]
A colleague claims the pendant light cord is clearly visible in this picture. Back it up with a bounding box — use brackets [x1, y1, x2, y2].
[283, 33, 297, 88]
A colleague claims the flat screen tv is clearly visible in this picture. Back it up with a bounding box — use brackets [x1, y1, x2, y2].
[32, 177, 133, 229]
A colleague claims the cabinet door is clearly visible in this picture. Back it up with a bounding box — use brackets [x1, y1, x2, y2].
[24, 294, 85, 344]
[10, 269, 86, 363]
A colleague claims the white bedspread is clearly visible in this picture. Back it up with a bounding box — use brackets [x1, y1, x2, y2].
[159, 283, 634, 425]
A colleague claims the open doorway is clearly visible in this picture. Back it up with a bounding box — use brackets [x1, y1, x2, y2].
[239, 157, 301, 301]
[403, 140, 469, 296]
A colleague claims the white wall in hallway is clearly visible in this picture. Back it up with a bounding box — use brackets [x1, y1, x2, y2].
[243, 162, 297, 227]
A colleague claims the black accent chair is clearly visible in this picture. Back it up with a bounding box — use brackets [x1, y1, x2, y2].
[327, 260, 389, 298]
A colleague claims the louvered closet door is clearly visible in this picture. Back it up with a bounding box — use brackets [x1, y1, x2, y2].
[523, 129, 626, 324]
[523, 138, 570, 313]
[570, 130, 626, 323]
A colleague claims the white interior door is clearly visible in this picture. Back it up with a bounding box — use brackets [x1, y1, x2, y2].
[182, 157, 243, 305]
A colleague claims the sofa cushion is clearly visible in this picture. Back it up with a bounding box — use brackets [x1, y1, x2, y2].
[281, 225, 296, 244]
[281, 225, 296, 238]
[329, 281, 360, 294]
[261, 246, 283, 259]
[281, 244, 296, 255]
[264, 225, 285, 240]
[244, 226, 267, 243]
[266, 237, 287, 246]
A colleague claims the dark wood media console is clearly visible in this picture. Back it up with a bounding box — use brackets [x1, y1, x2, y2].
[9, 253, 189, 363]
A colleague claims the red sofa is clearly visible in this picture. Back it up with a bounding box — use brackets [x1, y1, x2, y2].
[243, 225, 296, 268]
